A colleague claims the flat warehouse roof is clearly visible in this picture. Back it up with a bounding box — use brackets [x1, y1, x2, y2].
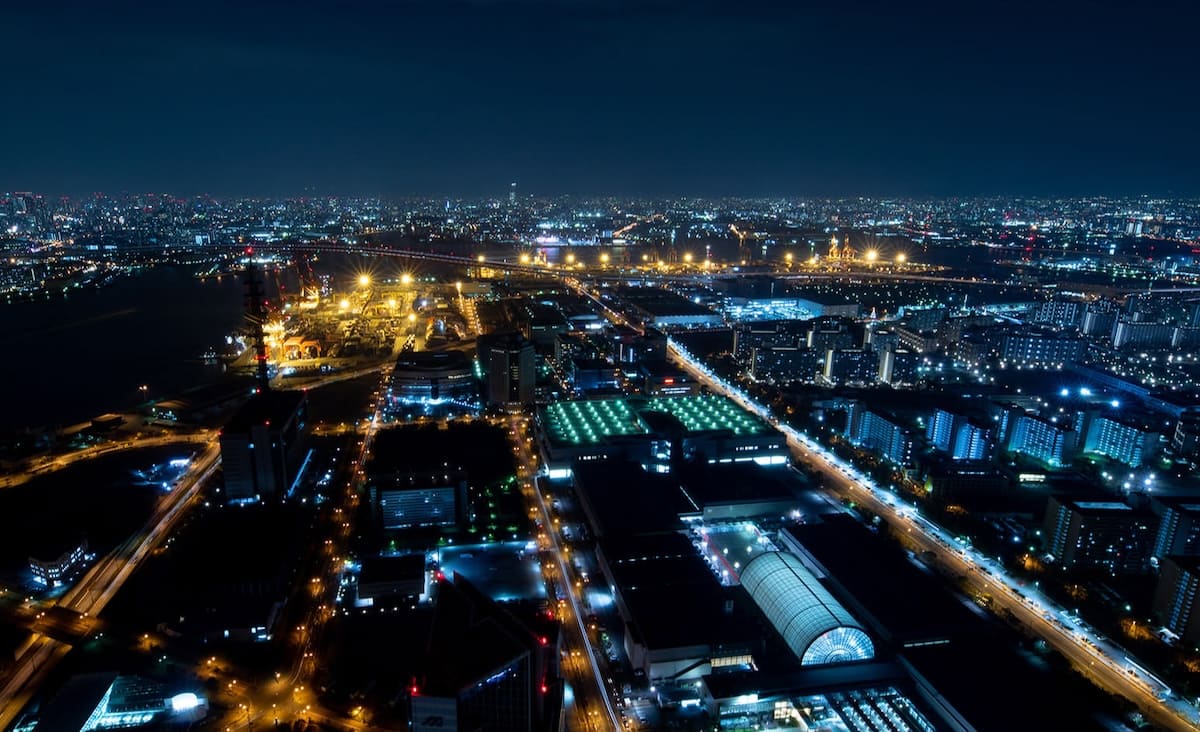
[540, 395, 774, 447]
[542, 399, 647, 445]
[643, 395, 771, 436]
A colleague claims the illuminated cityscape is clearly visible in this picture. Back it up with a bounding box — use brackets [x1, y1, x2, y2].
[3, 1, 1200, 731]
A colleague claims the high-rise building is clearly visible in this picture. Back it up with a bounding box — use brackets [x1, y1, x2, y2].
[410, 574, 562, 732]
[1000, 332, 1086, 366]
[1152, 499, 1200, 560]
[952, 420, 994, 462]
[926, 409, 962, 453]
[1153, 556, 1200, 645]
[1112, 319, 1174, 349]
[926, 408, 994, 462]
[1030, 299, 1083, 329]
[1082, 415, 1160, 468]
[479, 332, 536, 407]
[846, 403, 914, 467]
[1006, 413, 1077, 468]
[1043, 496, 1153, 574]
[1173, 410, 1200, 460]
[821, 348, 877, 386]
[219, 390, 308, 502]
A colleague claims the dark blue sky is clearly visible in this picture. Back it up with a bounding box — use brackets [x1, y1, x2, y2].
[3, 0, 1197, 197]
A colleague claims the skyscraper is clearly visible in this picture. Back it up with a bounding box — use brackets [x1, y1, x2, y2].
[410, 574, 561, 732]
[219, 390, 309, 503]
[478, 332, 535, 407]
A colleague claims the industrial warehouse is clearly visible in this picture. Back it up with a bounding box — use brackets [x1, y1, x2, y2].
[534, 394, 789, 479]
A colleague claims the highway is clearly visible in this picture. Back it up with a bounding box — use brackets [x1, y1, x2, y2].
[0, 442, 221, 729]
[0, 431, 213, 489]
[663, 339, 1200, 732]
[510, 415, 622, 732]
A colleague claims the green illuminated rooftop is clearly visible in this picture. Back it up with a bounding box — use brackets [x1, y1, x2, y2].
[542, 399, 648, 446]
[541, 395, 772, 446]
[644, 395, 771, 436]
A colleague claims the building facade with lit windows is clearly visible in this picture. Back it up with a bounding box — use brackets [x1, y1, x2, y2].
[845, 403, 915, 467]
[478, 331, 535, 406]
[1082, 414, 1160, 468]
[1005, 413, 1077, 468]
[28, 539, 91, 588]
[389, 350, 478, 406]
[219, 390, 308, 502]
[1154, 556, 1200, 646]
[1151, 498, 1200, 561]
[1043, 496, 1154, 574]
[999, 331, 1086, 365]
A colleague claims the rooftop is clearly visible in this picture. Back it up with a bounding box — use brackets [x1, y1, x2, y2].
[540, 395, 771, 447]
[1071, 500, 1133, 512]
[599, 532, 744, 652]
[222, 389, 306, 433]
[393, 349, 472, 373]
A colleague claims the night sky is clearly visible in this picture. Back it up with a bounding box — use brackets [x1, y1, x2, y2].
[4, 0, 1197, 198]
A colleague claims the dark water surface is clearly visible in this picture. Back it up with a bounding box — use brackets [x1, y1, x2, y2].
[0, 266, 245, 430]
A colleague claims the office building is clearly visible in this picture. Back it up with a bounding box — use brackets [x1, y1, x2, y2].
[479, 332, 536, 407]
[410, 574, 562, 732]
[639, 359, 700, 396]
[29, 539, 91, 588]
[28, 673, 207, 731]
[1043, 496, 1154, 574]
[370, 469, 468, 530]
[220, 390, 308, 502]
[567, 357, 619, 394]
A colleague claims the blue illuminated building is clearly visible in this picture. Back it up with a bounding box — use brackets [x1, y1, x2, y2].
[1006, 412, 1076, 468]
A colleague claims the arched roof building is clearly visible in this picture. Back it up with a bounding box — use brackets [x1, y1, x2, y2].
[739, 551, 874, 666]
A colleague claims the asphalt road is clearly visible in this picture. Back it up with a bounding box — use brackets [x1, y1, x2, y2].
[511, 415, 623, 732]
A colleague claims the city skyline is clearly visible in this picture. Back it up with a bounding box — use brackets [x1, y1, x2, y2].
[5, 0, 1199, 198]
[7, 3, 1200, 731]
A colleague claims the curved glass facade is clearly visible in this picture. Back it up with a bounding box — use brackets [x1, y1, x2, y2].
[739, 551, 874, 666]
